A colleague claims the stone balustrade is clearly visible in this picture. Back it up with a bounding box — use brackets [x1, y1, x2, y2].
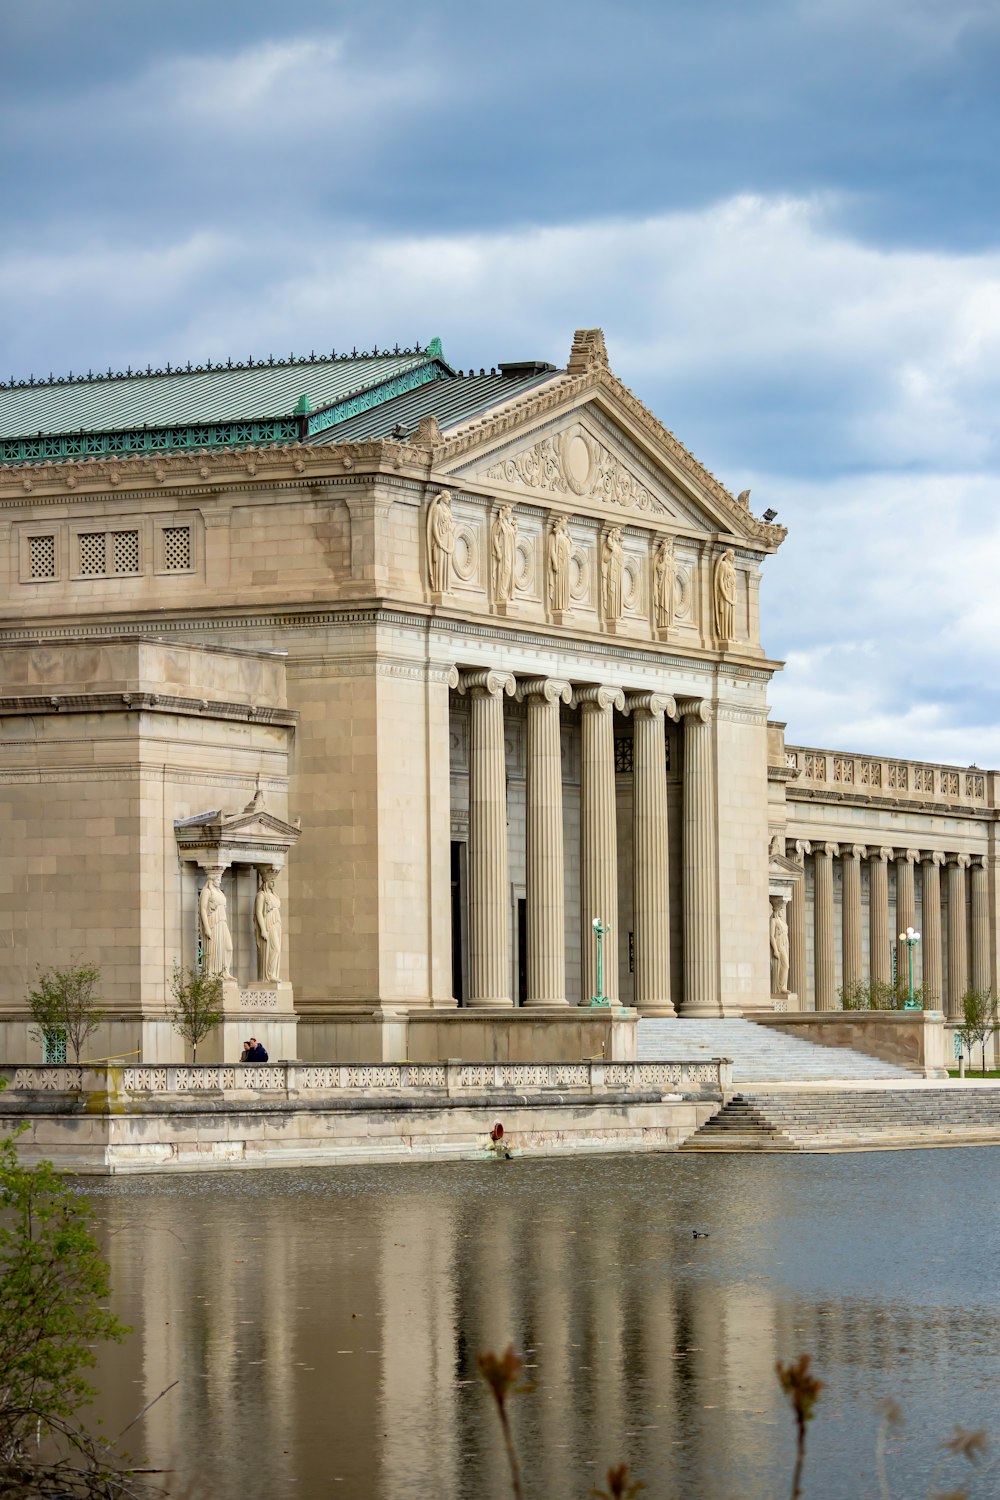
[2, 1058, 727, 1099]
[785, 746, 991, 809]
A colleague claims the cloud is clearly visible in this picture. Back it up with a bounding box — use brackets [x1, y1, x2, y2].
[2, 191, 999, 762]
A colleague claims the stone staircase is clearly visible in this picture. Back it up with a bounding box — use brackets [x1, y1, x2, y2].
[681, 1088, 1000, 1152]
[638, 1017, 913, 1084]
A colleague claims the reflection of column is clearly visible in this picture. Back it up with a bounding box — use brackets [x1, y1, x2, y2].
[788, 841, 810, 1007]
[678, 698, 719, 1016]
[813, 843, 839, 1011]
[970, 857, 991, 994]
[578, 686, 626, 1005]
[921, 852, 944, 1007]
[461, 669, 516, 1007]
[627, 692, 675, 1016]
[869, 847, 893, 986]
[946, 855, 971, 1018]
[841, 845, 866, 992]
[895, 850, 918, 984]
[520, 677, 572, 1008]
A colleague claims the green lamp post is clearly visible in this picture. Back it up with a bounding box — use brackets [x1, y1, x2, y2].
[899, 925, 921, 1009]
[590, 917, 611, 1007]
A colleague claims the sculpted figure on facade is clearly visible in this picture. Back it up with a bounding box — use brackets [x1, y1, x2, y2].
[653, 536, 675, 631]
[199, 873, 234, 979]
[602, 527, 625, 623]
[426, 490, 455, 594]
[490, 504, 517, 603]
[770, 901, 790, 995]
[547, 514, 572, 613]
[254, 869, 283, 984]
[714, 547, 737, 642]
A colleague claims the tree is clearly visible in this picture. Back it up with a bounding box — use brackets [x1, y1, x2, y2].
[27, 964, 104, 1065]
[0, 1125, 144, 1497]
[955, 988, 998, 1075]
[168, 961, 223, 1064]
[838, 976, 928, 1012]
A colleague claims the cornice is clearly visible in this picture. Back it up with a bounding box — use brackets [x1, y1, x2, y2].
[787, 786, 996, 821]
[0, 691, 298, 725]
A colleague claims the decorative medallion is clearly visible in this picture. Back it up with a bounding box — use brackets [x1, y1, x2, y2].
[514, 537, 534, 593]
[452, 524, 479, 583]
[569, 548, 589, 603]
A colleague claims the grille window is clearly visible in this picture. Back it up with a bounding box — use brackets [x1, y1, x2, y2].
[78, 533, 106, 576]
[112, 529, 140, 575]
[162, 525, 192, 571]
[28, 535, 56, 579]
[42, 1028, 67, 1064]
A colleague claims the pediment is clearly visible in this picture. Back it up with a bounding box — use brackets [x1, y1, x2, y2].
[452, 404, 751, 539]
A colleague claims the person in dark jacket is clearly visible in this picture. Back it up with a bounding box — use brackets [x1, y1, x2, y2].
[246, 1037, 268, 1062]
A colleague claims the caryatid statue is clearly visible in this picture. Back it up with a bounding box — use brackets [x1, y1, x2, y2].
[199, 872, 234, 979]
[547, 514, 572, 613]
[713, 547, 737, 642]
[770, 901, 790, 996]
[601, 527, 624, 623]
[653, 536, 675, 630]
[254, 869, 283, 984]
[490, 504, 517, 603]
[426, 490, 455, 594]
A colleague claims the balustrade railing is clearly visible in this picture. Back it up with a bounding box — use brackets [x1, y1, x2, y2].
[1, 1058, 727, 1098]
[786, 746, 989, 807]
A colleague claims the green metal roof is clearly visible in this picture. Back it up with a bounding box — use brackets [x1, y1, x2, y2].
[0, 341, 566, 466]
[314, 365, 559, 444]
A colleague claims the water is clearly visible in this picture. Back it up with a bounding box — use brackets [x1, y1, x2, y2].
[84, 1149, 1000, 1499]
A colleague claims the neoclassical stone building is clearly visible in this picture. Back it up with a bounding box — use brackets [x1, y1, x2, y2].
[0, 328, 993, 1059]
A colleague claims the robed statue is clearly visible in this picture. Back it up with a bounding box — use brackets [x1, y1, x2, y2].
[770, 903, 790, 996]
[426, 491, 455, 594]
[714, 547, 737, 642]
[653, 536, 675, 630]
[490, 504, 517, 603]
[602, 527, 624, 622]
[199, 874, 234, 978]
[547, 515, 572, 613]
[254, 870, 283, 984]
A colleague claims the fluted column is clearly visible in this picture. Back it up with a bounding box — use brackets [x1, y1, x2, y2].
[813, 842, 839, 1011]
[841, 845, 866, 992]
[946, 854, 970, 1018]
[920, 853, 944, 1008]
[627, 691, 676, 1016]
[788, 840, 810, 1007]
[895, 849, 919, 985]
[970, 857, 990, 994]
[520, 678, 572, 1008]
[460, 669, 516, 1007]
[578, 686, 626, 1006]
[677, 698, 720, 1016]
[869, 847, 893, 987]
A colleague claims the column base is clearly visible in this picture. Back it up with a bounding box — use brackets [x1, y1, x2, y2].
[635, 1004, 677, 1018]
[680, 1004, 741, 1019]
[465, 997, 515, 1010]
[523, 997, 571, 1009]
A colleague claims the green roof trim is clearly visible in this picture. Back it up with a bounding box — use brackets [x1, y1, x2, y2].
[305, 362, 443, 439]
[0, 419, 300, 466]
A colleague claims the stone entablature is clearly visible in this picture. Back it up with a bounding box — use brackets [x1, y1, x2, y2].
[785, 744, 992, 811]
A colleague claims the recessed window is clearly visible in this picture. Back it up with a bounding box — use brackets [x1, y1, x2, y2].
[161, 525, 192, 572]
[112, 529, 140, 575]
[28, 534, 56, 580]
[79, 532, 106, 576]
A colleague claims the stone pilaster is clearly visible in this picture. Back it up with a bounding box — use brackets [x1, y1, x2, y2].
[869, 847, 894, 987]
[946, 854, 971, 1019]
[677, 698, 720, 1016]
[519, 677, 573, 1008]
[920, 853, 945, 1008]
[895, 849, 919, 984]
[578, 685, 626, 1006]
[970, 857, 991, 994]
[788, 840, 810, 1007]
[813, 842, 840, 1011]
[841, 844, 866, 992]
[626, 691, 676, 1016]
[459, 669, 516, 1008]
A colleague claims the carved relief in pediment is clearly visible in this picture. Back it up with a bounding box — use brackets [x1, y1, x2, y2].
[477, 423, 671, 516]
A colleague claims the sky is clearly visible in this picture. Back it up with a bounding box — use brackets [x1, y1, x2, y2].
[2, 0, 1000, 765]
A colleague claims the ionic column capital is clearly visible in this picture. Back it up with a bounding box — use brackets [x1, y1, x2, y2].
[788, 838, 811, 861]
[922, 850, 946, 867]
[872, 846, 895, 864]
[625, 690, 677, 721]
[675, 696, 710, 724]
[970, 854, 987, 870]
[815, 842, 840, 859]
[517, 676, 572, 706]
[457, 668, 516, 700]
[445, 665, 461, 689]
[897, 848, 920, 865]
[954, 853, 972, 870]
[576, 684, 626, 714]
[842, 844, 868, 861]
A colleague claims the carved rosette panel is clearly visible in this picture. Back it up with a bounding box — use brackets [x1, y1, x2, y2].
[513, 535, 535, 595]
[451, 523, 480, 584]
